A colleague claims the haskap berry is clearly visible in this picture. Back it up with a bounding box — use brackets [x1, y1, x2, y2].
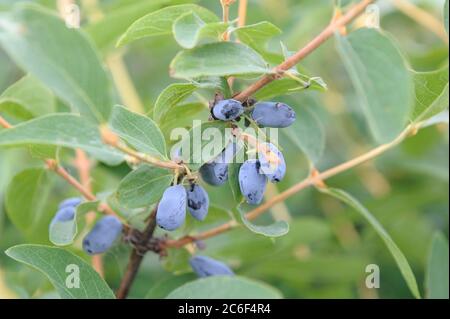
[189, 255, 234, 278]
[239, 159, 268, 205]
[50, 206, 76, 227]
[58, 197, 82, 210]
[186, 184, 209, 221]
[82, 215, 123, 255]
[212, 99, 244, 121]
[199, 142, 242, 186]
[156, 185, 187, 231]
[251, 101, 296, 128]
[258, 143, 286, 183]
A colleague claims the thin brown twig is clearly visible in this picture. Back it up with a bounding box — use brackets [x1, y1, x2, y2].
[163, 125, 416, 248]
[233, 0, 375, 102]
[237, 0, 248, 28]
[74, 149, 104, 276]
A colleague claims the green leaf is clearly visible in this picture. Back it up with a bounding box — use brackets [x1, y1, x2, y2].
[173, 12, 228, 49]
[5, 244, 115, 299]
[0, 75, 55, 120]
[180, 121, 232, 169]
[153, 83, 198, 123]
[117, 4, 218, 47]
[86, 0, 194, 52]
[411, 67, 449, 122]
[282, 98, 325, 164]
[426, 232, 449, 299]
[49, 213, 77, 246]
[0, 4, 113, 122]
[320, 187, 421, 299]
[159, 102, 209, 138]
[166, 276, 283, 299]
[5, 168, 55, 236]
[116, 164, 173, 208]
[0, 114, 124, 165]
[254, 77, 325, 100]
[335, 28, 414, 143]
[232, 21, 281, 53]
[170, 42, 270, 79]
[110, 105, 167, 158]
[236, 204, 289, 238]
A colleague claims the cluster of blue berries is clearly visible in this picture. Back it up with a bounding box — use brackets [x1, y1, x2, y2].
[201, 98, 295, 205]
[49, 197, 123, 255]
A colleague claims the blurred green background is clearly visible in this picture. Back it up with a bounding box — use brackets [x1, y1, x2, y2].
[0, 0, 448, 299]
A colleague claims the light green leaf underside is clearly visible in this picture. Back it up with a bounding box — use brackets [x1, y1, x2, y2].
[166, 276, 283, 299]
[0, 75, 55, 120]
[0, 4, 114, 122]
[232, 21, 281, 52]
[173, 11, 228, 49]
[5, 244, 115, 299]
[110, 105, 167, 158]
[320, 187, 421, 299]
[426, 232, 449, 299]
[116, 165, 173, 208]
[153, 83, 198, 123]
[0, 114, 124, 165]
[170, 42, 270, 79]
[117, 4, 218, 47]
[237, 204, 289, 238]
[335, 28, 413, 143]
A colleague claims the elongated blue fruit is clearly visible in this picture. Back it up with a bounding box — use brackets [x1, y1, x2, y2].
[50, 206, 76, 226]
[82, 216, 123, 255]
[199, 142, 242, 186]
[58, 197, 82, 209]
[212, 99, 244, 121]
[186, 184, 209, 221]
[239, 159, 267, 205]
[156, 185, 187, 231]
[189, 255, 234, 278]
[251, 102, 296, 128]
[258, 143, 286, 183]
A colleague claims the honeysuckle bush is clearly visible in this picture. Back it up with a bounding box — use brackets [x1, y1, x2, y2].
[0, 0, 448, 299]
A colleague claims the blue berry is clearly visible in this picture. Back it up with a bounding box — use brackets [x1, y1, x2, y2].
[186, 184, 209, 221]
[58, 197, 82, 210]
[156, 185, 187, 231]
[82, 216, 123, 255]
[251, 102, 296, 128]
[239, 159, 268, 205]
[189, 255, 234, 278]
[50, 206, 76, 227]
[258, 143, 286, 183]
[212, 99, 244, 121]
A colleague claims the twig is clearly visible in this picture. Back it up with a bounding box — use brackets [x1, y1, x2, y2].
[221, 0, 236, 41]
[237, 0, 248, 28]
[233, 0, 375, 102]
[74, 149, 104, 276]
[163, 124, 416, 248]
[116, 207, 158, 299]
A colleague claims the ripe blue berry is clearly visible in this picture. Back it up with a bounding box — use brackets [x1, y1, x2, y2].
[212, 99, 244, 121]
[156, 185, 187, 231]
[258, 143, 286, 183]
[82, 216, 123, 255]
[239, 159, 268, 205]
[186, 184, 209, 221]
[189, 255, 234, 278]
[50, 206, 76, 226]
[251, 102, 296, 128]
[58, 197, 82, 210]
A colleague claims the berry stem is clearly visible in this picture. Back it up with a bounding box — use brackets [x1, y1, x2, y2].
[233, 0, 375, 102]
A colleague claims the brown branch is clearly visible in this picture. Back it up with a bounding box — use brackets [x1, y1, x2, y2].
[116, 207, 158, 299]
[233, 0, 375, 102]
[237, 0, 248, 28]
[163, 125, 416, 248]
